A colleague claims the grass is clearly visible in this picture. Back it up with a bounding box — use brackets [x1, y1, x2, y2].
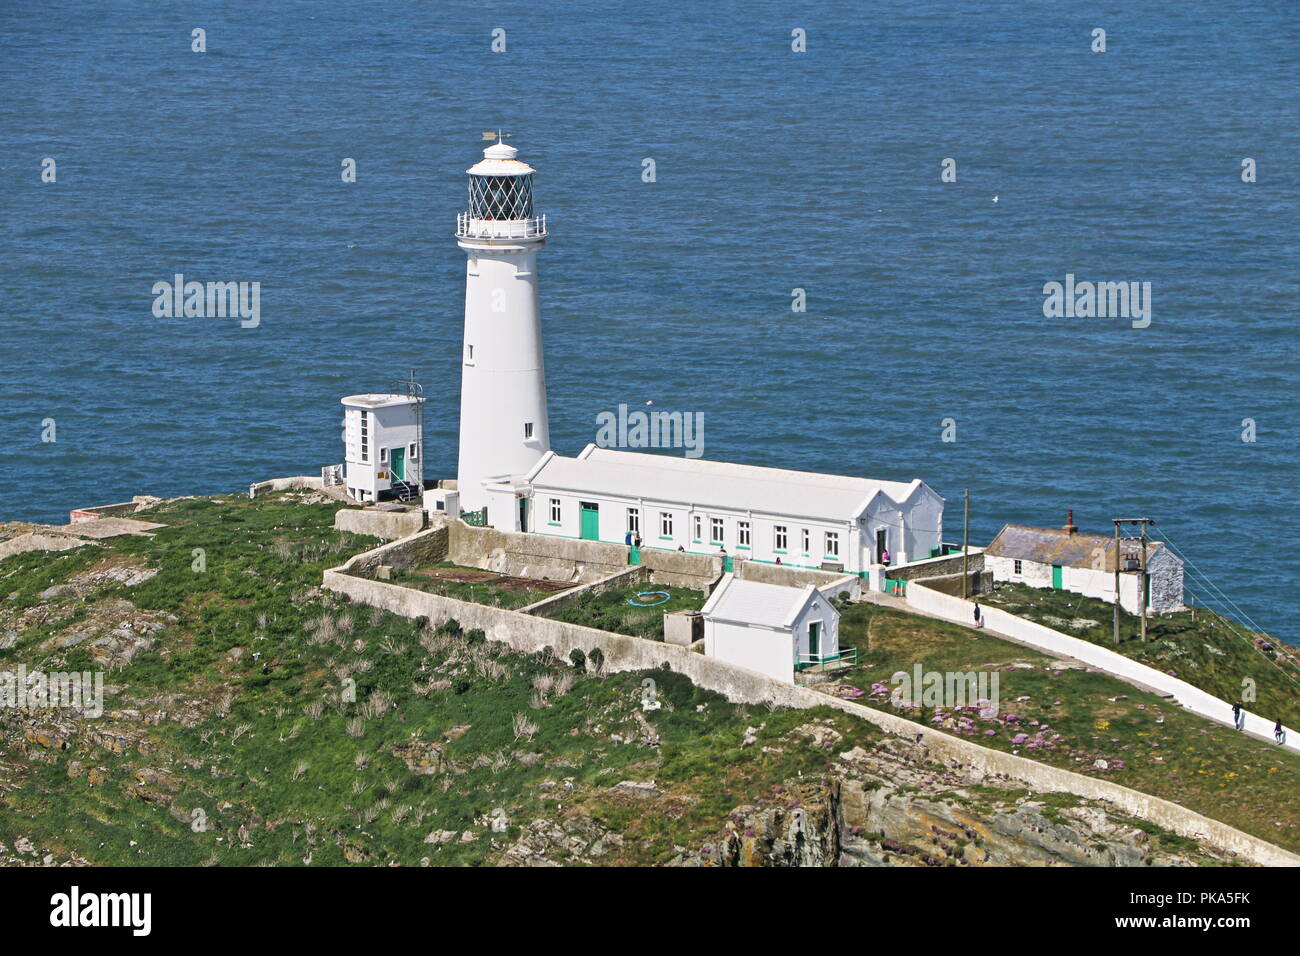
[983, 582, 1300, 727]
[830, 600, 1300, 853]
[385, 561, 569, 610]
[534, 584, 708, 641]
[0, 493, 873, 866]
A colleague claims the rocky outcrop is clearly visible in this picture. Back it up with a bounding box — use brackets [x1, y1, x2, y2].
[679, 721, 1235, 868]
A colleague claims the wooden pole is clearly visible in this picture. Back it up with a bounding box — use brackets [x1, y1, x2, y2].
[1112, 519, 1121, 645]
[1139, 520, 1149, 642]
[962, 489, 970, 598]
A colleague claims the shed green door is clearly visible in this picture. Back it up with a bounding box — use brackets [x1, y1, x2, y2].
[390, 447, 405, 481]
[1051, 565, 1063, 589]
[808, 621, 821, 658]
[580, 503, 600, 540]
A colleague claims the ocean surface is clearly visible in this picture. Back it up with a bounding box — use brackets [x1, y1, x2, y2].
[1, 1, 1296, 642]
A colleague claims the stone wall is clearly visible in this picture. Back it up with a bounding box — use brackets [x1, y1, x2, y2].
[886, 550, 985, 582]
[340, 526, 449, 577]
[521, 566, 649, 616]
[448, 521, 722, 588]
[333, 508, 425, 541]
[736, 560, 860, 599]
[919, 570, 993, 597]
[320, 557, 1298, 866]
[248, 475, 324, 499]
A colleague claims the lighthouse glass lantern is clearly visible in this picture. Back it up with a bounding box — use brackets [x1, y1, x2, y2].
[469, 172, 534, 221]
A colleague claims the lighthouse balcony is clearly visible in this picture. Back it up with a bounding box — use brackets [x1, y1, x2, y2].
[456, 212, 547, 241]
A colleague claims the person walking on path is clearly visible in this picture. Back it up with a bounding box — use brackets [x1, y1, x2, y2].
[1276, 718, 1286, 745]
[1232, 701, 1244, 731]
[973, 601, 984, 628]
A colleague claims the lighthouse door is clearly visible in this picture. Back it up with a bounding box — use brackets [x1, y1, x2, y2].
[390, 447, 406, 481]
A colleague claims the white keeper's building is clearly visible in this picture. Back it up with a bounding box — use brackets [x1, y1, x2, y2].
[341, 394, 423, 503]
[504, 445, 943, 575]
[702, 574, 842, 684]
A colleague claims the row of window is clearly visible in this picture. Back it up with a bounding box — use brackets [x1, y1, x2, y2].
[546, 500, 841, 559]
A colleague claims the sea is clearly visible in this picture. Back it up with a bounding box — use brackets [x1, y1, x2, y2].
[1, 0, 1295, 642]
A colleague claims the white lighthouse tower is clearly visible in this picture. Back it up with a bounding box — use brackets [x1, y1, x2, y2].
[454, 139, 551, 522]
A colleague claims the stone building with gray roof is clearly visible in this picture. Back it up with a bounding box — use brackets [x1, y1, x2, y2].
[984, 513, 1184, 614]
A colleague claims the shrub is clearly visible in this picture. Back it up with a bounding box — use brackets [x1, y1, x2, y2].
[569, 649, 587, 673]
[588, 648, 605, 674]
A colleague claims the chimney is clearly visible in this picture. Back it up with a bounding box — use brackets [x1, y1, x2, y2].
[1063, 509, 1078, 535]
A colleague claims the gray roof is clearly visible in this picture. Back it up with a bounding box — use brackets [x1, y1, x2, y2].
[701, 575, 824, 629]
[527, 445, 933, 522]
[985, 524, 1165, 572]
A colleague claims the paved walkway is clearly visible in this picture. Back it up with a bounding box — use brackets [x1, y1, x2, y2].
[860, 588, 1298, 754]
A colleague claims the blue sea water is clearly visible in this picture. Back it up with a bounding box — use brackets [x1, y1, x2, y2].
[0, 1, 1296, 641]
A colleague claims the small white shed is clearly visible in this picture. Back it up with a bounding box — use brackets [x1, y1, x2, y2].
[341, 394, 423, 503]
[701, 574, 841, 684]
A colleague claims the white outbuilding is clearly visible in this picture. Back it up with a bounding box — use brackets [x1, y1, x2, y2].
[984, 518, 1185, 614]
[701, 574, 842, 684]
[341, 394, 423, 503]
[516, 444, 943, 576]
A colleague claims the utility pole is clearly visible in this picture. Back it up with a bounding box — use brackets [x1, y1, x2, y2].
[1139, 520, 1149, 643]
[1111, 517, 1155, 646]
[962, 489, 970, 598]
[1112, 520, 1121, 646]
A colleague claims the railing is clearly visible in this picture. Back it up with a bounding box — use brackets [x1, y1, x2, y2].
[460, 507, 488, 527]
[456, 212, 547, 240]
[795, 648, 859, 673]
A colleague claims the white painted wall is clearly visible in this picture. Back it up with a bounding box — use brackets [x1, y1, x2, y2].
[989, 553, 1181, 616]
[457, 243, 550, 511]
[343, 402, 421, 500]
[793, 591, 840, 664]
[705, 619, 794, 684]
[529, 487, 902, 574]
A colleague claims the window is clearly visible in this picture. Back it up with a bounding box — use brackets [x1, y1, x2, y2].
[465, 344, 474, 362]
[660, 512, 673, 537]
[379, 446, 388, 464]
[626, 507, 640, 534]
[693, 515, 702, 541]
[549, 498, 561, 524]
[710, 517, 724, 544]
[801, 528, 810, 553]
[1013, 559, 1023, 575]
[524, 422, 533, 439]
[774, 525, 787, 552]
[408, 442, 419, 459]
[825, 531, 840, 560]
[738, 520, 750, 548]
[359, 410, 369, 462]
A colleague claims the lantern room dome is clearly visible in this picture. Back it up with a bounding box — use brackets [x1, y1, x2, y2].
[467, 140, 535, 177]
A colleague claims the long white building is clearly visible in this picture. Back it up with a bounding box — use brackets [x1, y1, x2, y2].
[482, 444, 941, 575]
[439, 139, 944, 583]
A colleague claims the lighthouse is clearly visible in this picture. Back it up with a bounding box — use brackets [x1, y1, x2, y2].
[455, 139, 551, 517]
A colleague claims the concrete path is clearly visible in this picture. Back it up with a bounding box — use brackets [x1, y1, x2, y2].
[860, 587, 1299, 755]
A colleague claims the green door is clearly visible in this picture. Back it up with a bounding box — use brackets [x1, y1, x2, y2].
[390, 447, 405, 481]
[1051, 565, 1063, 589]
[808, 621, 821, 658]
[580, 503, 600, 540]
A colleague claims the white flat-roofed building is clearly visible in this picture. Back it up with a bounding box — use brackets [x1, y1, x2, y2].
[341, 394, 423, 503]
[701, 574, 841, 683]
[516, 444, 943, 575]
